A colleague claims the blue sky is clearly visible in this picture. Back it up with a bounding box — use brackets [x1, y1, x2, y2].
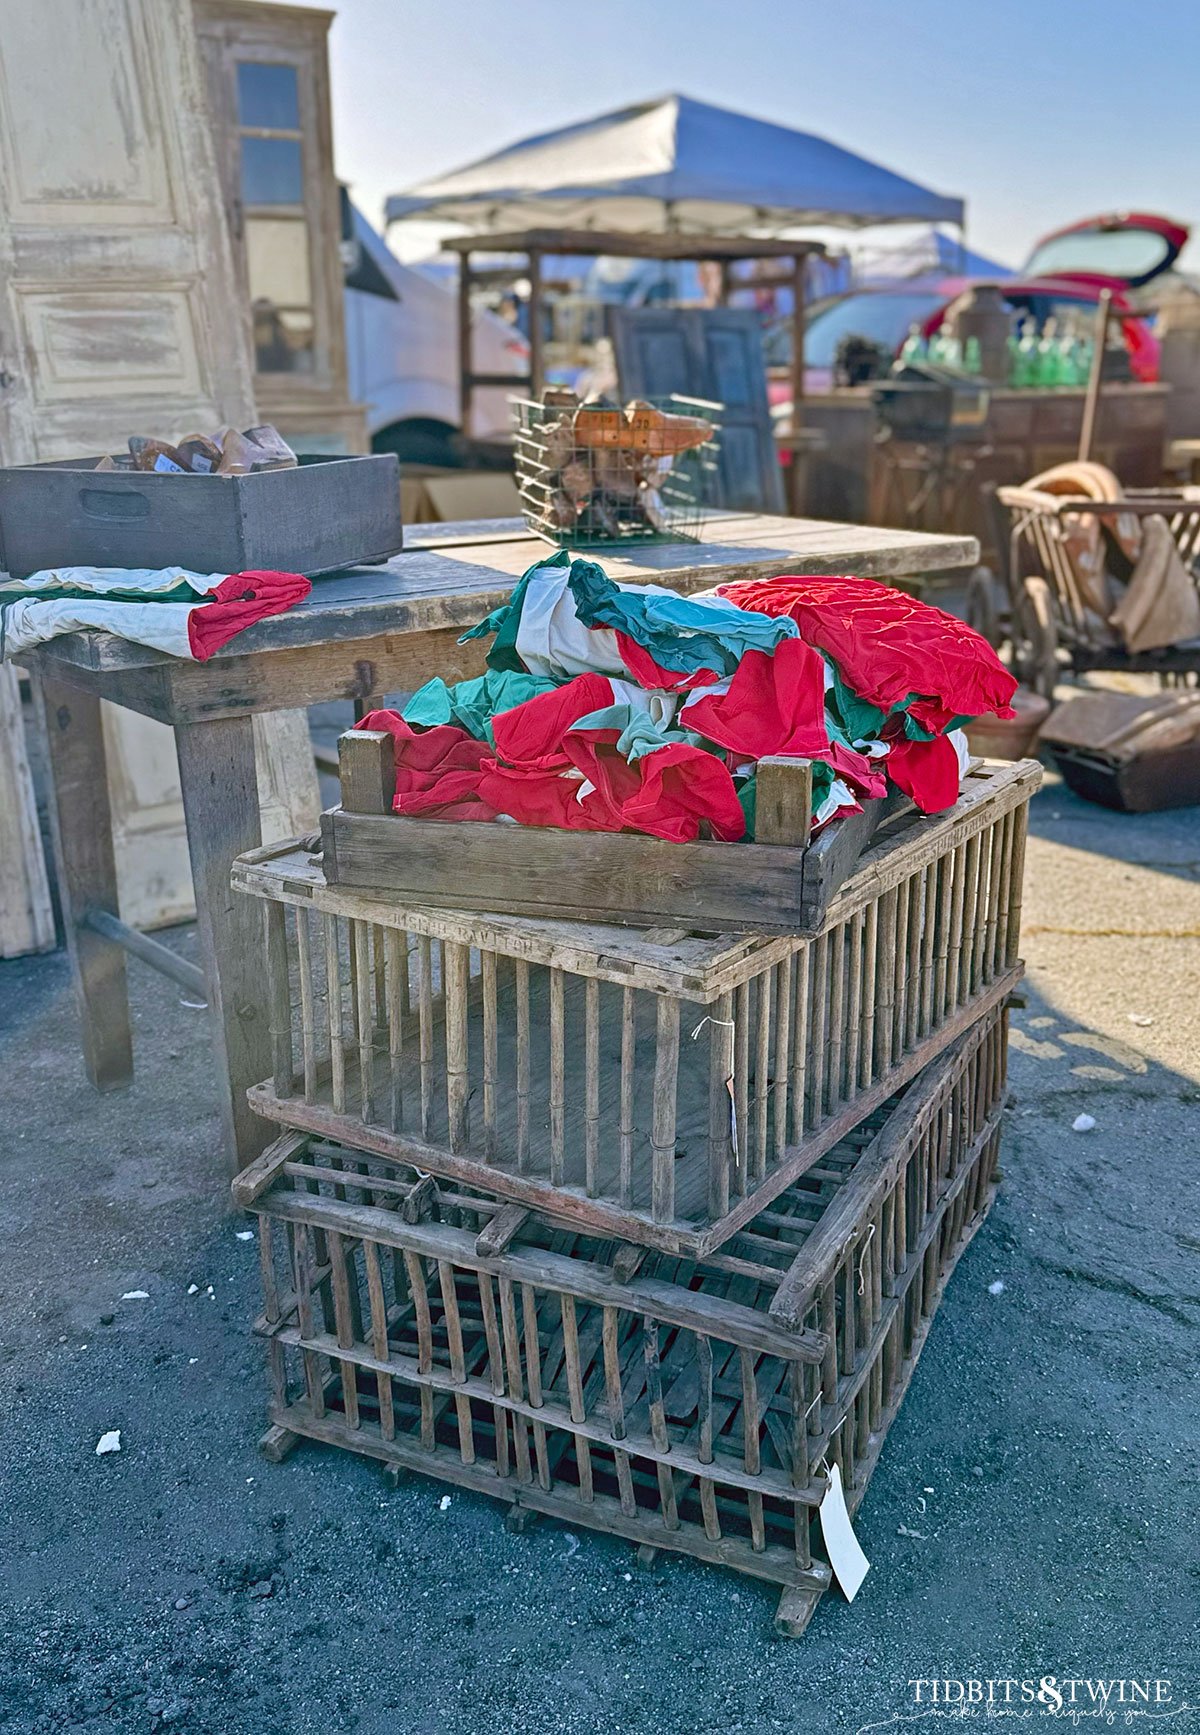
[300, 0, 1199, 268]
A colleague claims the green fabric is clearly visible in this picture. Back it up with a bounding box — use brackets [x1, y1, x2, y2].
[457, 550, 570, 673]
[827, 667, 971, 744]
[567, 557, 797, 678]
[0, 576, 204, 604]
[402, 668, 558, 743]
[571, 702, 711, 763]
[737, 776, 756, 840]
[826, 665, 889, 744]
[459, 547, 798, 680]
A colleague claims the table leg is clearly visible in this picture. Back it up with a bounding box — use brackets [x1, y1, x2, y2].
[175, 715, 270, 1171]
[34, 676, 133, 1090]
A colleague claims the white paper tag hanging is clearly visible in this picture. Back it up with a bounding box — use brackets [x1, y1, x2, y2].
[818, 1462, 870, 1601]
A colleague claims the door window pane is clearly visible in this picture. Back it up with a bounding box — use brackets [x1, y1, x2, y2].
[237, 61, 300, 130]
[246, 216, 312, 308]
[253, 304, 315, 374]
[241, 136, 303, 206]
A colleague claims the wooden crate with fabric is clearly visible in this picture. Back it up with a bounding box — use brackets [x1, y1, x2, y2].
[236, 1007, 1008, 1636]
[322, 726, 908, 936]
[233, 759, 1037, 1256]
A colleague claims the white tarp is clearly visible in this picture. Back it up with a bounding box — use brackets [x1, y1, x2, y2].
[385, 94, 964, 237]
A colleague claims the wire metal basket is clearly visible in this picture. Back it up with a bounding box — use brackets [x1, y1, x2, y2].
[512, 393, 721, 548]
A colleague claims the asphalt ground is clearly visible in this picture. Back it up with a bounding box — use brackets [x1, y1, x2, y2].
[1, 761, 1197, 1735]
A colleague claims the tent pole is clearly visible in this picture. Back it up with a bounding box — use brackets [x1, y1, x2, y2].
[788, 252, 807, 514]
[527, 247, 544, 397]
[458, 248, 473, 439]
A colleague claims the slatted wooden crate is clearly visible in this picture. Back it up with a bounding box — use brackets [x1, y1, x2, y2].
[237, 1008, 1008, 1636]
[233, 760, 1036, 1255]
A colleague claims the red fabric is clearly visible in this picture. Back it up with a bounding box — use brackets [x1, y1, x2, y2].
[490, 674, 746, 841]
[478, 761, 615, 832]
[615, 632, 722, 692]
[824, 742, 888, 802]
[358, 709, 499, 821]
[682, 638, 829, 760]
[682, 640, 886, 800]
[490, 673, 614, 769]
[564, 732, 746, 843]
[713, 574, 1016, 731]
[359, 697, 745, 841]
[186, 569, 311, 661]
[884, 731, 961, 815]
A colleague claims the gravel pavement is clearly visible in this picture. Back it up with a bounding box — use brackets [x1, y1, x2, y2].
[1, 763, 1197, 1735]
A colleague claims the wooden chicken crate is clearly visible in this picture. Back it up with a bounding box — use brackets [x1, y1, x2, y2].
[233, 759, 1037, 1256]
[321, 727, 911, 935]
[237, 1008, 1008, 1637]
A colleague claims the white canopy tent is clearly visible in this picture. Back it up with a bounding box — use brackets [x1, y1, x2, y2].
[383, 94, 965, 466]
[384, 93, 964, 237]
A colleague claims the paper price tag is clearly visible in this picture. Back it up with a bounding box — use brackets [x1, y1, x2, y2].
[818, 1462, 870, 1602]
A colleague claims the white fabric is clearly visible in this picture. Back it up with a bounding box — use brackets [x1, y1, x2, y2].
[514, 562, 625, 679]
[679, 676, 731, 723]
[949, 727, 970, 778]
[1, 596, 198, 660]
[0, 565, 224, 600]
[0, 565, 234, 661]
[607, 677, 678, 731]
[813, 777, 858, 830]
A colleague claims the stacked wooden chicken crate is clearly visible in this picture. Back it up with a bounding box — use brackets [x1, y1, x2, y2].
[232, 756, 1038, 1635]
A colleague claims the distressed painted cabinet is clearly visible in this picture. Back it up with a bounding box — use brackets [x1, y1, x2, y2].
[0, 0, 318, 967]
[195, 0, 367, 455]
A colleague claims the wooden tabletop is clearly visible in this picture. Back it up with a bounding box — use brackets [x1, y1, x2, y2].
[29, 511, 978, 675]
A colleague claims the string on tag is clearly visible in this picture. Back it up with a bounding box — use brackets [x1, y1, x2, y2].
[856, 1222, 876, 1295]
[690, 1015, 736, 1041]
[811, 1414, 848, 1485]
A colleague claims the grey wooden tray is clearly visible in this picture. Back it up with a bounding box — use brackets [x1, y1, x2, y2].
[0, 453, 402, 578]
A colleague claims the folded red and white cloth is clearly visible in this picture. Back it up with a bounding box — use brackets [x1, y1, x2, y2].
[0, 564, 311, 661]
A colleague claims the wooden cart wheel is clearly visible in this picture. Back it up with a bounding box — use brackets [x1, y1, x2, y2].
[1017, 575, 1059, 699]
[964, 564, 1001, 648]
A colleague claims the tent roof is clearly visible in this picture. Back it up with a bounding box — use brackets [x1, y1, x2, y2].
[384, 93, 965, 236]
[855, 227, 1012, 284]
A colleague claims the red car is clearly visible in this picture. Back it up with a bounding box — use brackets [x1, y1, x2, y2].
[778, 212, 1189, 396]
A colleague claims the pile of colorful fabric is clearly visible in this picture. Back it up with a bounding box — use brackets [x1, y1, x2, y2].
[0, 565, 311, 662]
[361, 550, 1018, 844]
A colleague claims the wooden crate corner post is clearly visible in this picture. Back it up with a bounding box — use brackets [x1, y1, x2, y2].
[338, 728, 395, 816]
[755, 757, 814, 846]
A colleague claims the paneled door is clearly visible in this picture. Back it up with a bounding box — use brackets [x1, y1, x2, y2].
[0, 0, 318, 932]
[608, 307, 786, 514]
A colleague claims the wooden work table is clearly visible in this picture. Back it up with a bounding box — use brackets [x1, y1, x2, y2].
[20, 510, 978, 1170]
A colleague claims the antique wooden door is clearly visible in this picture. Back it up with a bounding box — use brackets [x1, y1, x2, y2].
[0, 0, 318, 934]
